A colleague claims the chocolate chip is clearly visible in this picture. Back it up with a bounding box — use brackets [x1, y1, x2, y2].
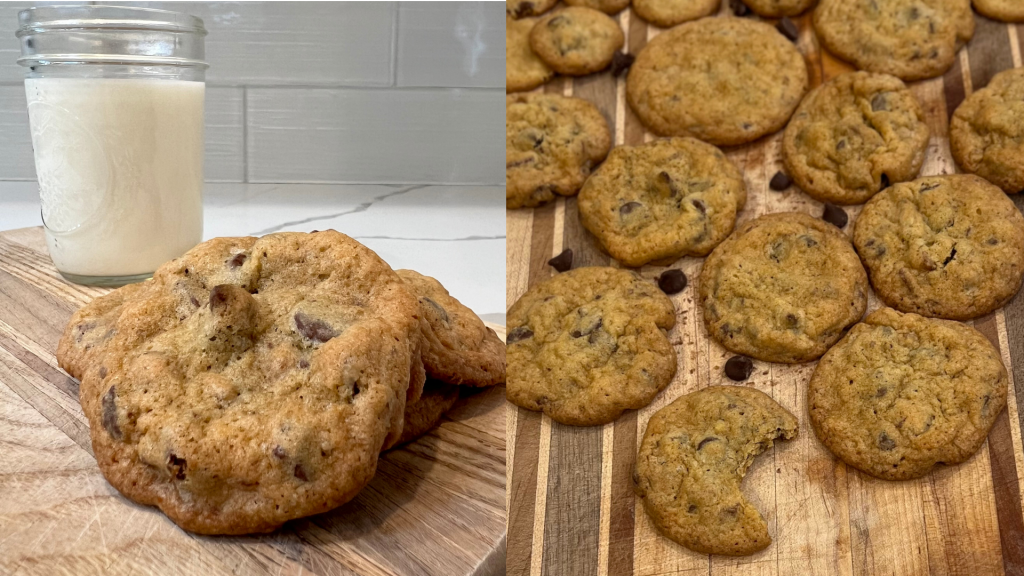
[352, 381, 361, 397]
[725, 356, 754, 381]
[298, 359, 310, 369]
[784, 313, 800, 329]
[880, 173, 890, 189]
[876, 387, 888, 397]
[548, 249, 573, 272]
[99, 366, 108, 379]
[799, 235, 818, 247]
[688, 504, 699, 513]
[988, 237, 999, 246]
[658, 269, 688, 295]
[273, 445, 287, 459]
[422, 297, 450, 324]
[209, 284, 233, 310]
[168, 453, 187, 480]
[508, 326, 534, 344]
[776, 18, 799, 42]
[821, 203, 848, 229]
[729, 0, 750, 16]
[190, 295, 200, 307]
[294, 464, 309, 481]
[101, 386, 121, 440]
[571, 318, 603, 339]
[294, 312, 338, 343]
[610, 51, 635, 76]
[620, 201, 642, 215]
[878, 432, 896, 451]
[943, 247, 957, 266]
[227, 253, 247, 268]
[697, 437, 718, 450]
[722, 505, 739, 517]
[836, 140, 847, 151]
[692, 199, 706, 215]
[871, 93, 889, 111]
[513, 1, 534, 17]
[769, 171, 791, 191]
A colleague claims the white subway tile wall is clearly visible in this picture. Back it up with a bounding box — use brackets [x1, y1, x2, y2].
[0, 1, 504, 184]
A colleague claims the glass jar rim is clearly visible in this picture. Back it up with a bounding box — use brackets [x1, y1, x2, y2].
[17, 5, 207, 35]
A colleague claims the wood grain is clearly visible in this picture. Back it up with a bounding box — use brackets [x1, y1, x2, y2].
[0, 227, 505, 576]
[507, 9, 1024, 576]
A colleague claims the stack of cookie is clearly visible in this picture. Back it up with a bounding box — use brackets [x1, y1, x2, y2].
[56, 230, 505, 534]
[506, 0, 1024, 557]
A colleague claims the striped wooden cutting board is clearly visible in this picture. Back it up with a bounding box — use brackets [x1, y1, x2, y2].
[0, 226, 506, 576]
[507, 5, 1024, 576]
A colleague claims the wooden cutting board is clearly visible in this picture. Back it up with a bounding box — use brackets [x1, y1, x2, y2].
[0, 226, 506, 576]
[507, 6, 1024, 576]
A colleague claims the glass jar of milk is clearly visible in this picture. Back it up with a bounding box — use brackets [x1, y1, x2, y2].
[17, 6, 207, 286]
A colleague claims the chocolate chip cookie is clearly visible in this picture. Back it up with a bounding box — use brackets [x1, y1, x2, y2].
[632, 0, 719, 29]
[565, 0, 631, 15]
[783, 71, 930, 205]
[57, 231, 420, 535]
[626, 17, 809, 146]
[507, 16, 555, 93]
[507, 93, 613, 209]
[507, 267, 677, 426]
[742, 0, 817, 17]
[813, 0, 975, 81]
[508, 0, 558, 19]
[853, 174, 1024, 320]
[389, 380, 461, 448]
[973, 0, 1024, 21]
[397, 270, 506, 387]
[635, 386, 798, 556]
[951, 67, 1024, 194]
[529, 7, 625, 76]
[699, 212, 869, 363]
[578, 137, 748, 267]
[808, 307, 1008, 480]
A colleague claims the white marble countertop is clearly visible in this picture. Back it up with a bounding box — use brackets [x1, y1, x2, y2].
[0, 182, 506, 324]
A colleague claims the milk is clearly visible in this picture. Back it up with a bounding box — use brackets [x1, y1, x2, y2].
[25, 78, 204, 279]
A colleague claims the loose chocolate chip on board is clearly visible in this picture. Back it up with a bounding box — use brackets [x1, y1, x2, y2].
[548, 249, 574, 272]
[658, 269, 688, 295]
[821, 203, 849, 229]
[725, 356, 754, 381]
[610, 51, 635, 76]
[777, 18, 799, 42]
[770, 171, 792, 191]
[729, 0, 751, 16]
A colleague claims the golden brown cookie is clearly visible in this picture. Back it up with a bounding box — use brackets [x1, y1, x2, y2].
[635, 386, 798, 556]
[57, 231, 419, 535]
[813, 0, 975, 81]
[508, 0, 558, 18]
[852, 174, 1024, 320]
[578, 138, 747, 267]
[529, 7, 625, 75]
[973, 0, 1024, 21]
[507, 267, 677, 426]
[507, 16, 555, 93]
[397, 269, 506, 387]
[565, 0, 631, 15]
[632, 0, 719, 28]
[388, 380, 461, 448]
[783, 71, 930, 205]
[742, 0, 817, 17]
[699, 212, 868, 363]
[808, 308, 1008, 480]
[507, 93, 612, 209]
[626, 17, 808, 146]
[950, 67, 1024, 194]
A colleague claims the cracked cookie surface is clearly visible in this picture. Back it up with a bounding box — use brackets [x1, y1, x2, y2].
[813, 0, 974, 81]
[507, 93, 612, 209]
[631, 0, 719, 28]
[635, 386, 798, 556]
[852, 174, 1024, 320]
[699, 212, 868, 363]
[742, 0, 817, 17]
[973, 0, 1024, 21]
[783, 71, 929, 205]
[507, 16, 555, 93]
[507, 267, 677, 426]
[529, 7, 624, 75]
[951, 67, 1024, 194]
[578, 137, 747, 267]
[808, 307, 1008, 480]
[626, 17, 808, 146]
[397, 269, 506, 387]
[57, 231, 419, 535]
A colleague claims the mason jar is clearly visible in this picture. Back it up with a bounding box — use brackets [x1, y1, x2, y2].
[17, 6, 208, 286]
